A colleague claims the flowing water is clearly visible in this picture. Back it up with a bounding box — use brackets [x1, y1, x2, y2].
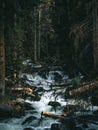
[0, 65, 98, 130]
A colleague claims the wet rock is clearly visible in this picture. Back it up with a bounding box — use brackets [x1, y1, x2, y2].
[0, 94, 3, 100]
[25, 93, 36, 100]
[12, 105, 25, 117]
[25, 91, 40, 101]
[48, 101, 61, 107]
[63, 104, 79, 115]
[51, 123, 61, 130]
[27, 94, 40, 101]
[48, 101, 61, 112]
[16, 98, 25, 106]
[11, 98, 25, 117]
[76, 127, 82, 130]
[93, 110, 98, 115]
[35, 87, 44, 93]
[25, 102, 35, 110]
[91, 95, 98, 106]
[23, 127, 35, 130]
[59, 117, 76, 130]
[33, 94, 40, 101]
[22, 116, 37, 125]
[0, 104, 13, 117]
[82, 123, 88, 128]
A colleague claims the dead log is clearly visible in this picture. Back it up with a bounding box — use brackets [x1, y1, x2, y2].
[41, 111, 67, 119]
[68, 81, 98, 97]
[23, 88, 33, 94]
[10, 87, 24, 91]
[9, 87, 33, 93]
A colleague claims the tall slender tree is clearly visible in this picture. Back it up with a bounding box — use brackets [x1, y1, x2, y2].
[0, 1, 5, 95]
[93, 0, 98, 71]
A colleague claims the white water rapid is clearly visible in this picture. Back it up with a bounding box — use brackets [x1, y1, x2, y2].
[0, 65, 98, 130]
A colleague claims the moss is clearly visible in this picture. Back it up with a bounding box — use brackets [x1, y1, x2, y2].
[0, 95, 11, 104]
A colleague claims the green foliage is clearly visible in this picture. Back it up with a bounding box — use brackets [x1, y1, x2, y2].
[4, 0, 39, 79]
[19, 0, 40, 9]
[0, 95, 11, 103]
[1, 0, 96, 82]
[71, 76, 81, 88]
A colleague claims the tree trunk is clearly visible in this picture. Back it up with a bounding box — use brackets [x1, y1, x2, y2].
[68, 81, 98, 97]
[93, 0, 98, 71]
[0, 20, 5, 96]
[34, 7, 37, 62]
[41, 111, 67, 119]
[38, 6, 41, 61]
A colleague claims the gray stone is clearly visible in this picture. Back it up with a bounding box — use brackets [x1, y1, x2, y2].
[0, 104, 13, 117]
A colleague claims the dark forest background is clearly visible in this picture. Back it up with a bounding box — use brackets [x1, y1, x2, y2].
[0, 0, 98, 95]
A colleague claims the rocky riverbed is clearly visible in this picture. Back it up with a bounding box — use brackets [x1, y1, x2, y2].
[0, 64, 98, 130]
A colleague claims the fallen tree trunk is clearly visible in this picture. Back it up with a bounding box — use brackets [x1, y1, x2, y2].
[41, 111, 67, 119]
[9, 87, 33, 93]
[68, 81, 98, 97]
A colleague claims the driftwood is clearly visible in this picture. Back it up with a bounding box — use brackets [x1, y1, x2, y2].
[9, 87, 33, 94]
[41, 111, 67, 119]
[68, 81, 98, 96]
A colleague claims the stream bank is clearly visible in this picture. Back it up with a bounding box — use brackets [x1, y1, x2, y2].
[0, 63, 98, 130]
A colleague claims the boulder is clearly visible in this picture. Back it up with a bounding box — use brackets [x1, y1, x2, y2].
[82, 123, 88, 128]
[48, 101, 61, 107]
[0, 104, 13, 117]
[63, 104, 79, 115]
[93, 110, 98, 115]
[76, 127, 82, 130]
[35, 87, 44, 93]
[48, 101, 61, 112]
[22, 116, 37, 125]
[16, 104, 21, 109]
[51, 123, 61, 130]
[23, 127, 35, 130]
[11, 98, 25, 116]
[91, 95, 98, 106]
[59, 117, 76, 130]
[44, 128, 50, 130]
[25, 102, 35, 110]
[16, 98, 25, 106]
[33, 95, 40, 101]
